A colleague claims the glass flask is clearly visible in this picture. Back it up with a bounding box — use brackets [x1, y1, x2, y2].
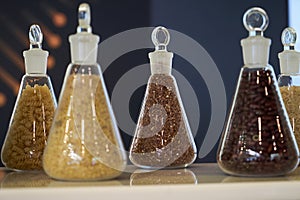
[129, 26, 197, 169]
[43, 3, 127, 181]
[217, 7, 299, 176]
[1, 25, 57, 170]
[278, 27, 300, 160]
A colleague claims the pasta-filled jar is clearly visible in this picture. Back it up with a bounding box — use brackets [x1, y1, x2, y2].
[1, 25, 57, 170]
[278, 27, 300, 161]
[43, 3, 127, 181]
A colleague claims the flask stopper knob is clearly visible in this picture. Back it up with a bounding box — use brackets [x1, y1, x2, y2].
[29, 24, 43, 49]
[282, 27, 297, 50]
[77, 3, 92, 33]
[152, 26, 170, 51]
[243, 7, 269, 36]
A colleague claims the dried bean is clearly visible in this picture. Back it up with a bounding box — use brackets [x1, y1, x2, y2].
[218, 68, 299, 176]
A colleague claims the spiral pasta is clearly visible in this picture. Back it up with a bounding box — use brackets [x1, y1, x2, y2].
[1, 84, 56, 170]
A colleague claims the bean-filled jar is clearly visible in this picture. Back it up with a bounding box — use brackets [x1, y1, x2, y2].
[217, 7, 299, 176]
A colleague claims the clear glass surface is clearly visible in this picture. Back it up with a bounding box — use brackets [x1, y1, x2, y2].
[1, 74, 57, 170]
[129, 74, 197, 169]
[217, 65, 299, 176]
[278, 74, 300, 161]
[43, 64, 127, 181]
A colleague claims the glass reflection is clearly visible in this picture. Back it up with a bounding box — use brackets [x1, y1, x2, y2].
[130, 168, 197, 185]
[1, 171, 51, 188]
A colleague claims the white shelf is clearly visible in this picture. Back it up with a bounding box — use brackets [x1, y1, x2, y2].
[1, 163, 300, 200]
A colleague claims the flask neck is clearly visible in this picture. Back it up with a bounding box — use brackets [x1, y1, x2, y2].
[23, 49, 48, 74]
[241, 36, 271, 66]
[69, 32, 99, 65]
[278, 50, 300, 74]
[149, 51, 173, 75]
[278, 74, 300, 87]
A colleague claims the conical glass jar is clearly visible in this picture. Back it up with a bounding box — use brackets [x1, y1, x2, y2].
[1, 25, 57, 171]
[278, 27, 300, 160]
[43, 3, 127, 181]
[129, 26, 197, 169]
[217, 8, 299, 176]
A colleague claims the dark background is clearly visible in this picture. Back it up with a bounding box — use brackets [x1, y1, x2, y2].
[0, 0, 288, 166]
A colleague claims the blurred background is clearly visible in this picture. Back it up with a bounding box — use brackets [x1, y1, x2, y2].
[0, 0, 290, 166]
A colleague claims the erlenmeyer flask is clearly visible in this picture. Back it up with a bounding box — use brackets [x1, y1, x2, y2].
[278, 27, 300, 160]
[1, 25, 57, 170]
[129, 26, 197, 169]
[217, 7, 299, 176]
[43, 3, 127, 181]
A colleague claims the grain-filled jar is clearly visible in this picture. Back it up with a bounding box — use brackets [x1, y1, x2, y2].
[278, 27, 300, 161]
[129, 26, 197, 169]
[43, 3, 127, 181]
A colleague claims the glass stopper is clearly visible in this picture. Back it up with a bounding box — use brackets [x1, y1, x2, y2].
[151, 26, 170, 51]
[77, 3, 91, 33]
[29, 24, 42, 49]
[243, 7, 269, 36]
[282, 27, 297, 50]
